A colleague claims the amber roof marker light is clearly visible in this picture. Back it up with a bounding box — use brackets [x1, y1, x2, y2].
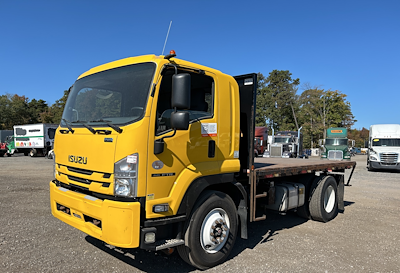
[164, 50, 176, 60]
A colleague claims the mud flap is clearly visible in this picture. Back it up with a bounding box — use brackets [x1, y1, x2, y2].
[237, 199, 248, 239]
[338, 175, 345, 212]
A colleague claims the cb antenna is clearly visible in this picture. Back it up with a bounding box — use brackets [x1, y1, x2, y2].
[161, 21, 172, 55]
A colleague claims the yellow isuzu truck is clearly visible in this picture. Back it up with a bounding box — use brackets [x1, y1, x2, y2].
[50, 52, 356, 269]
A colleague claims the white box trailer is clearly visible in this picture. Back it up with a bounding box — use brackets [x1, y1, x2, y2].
[14, 123, 58, 157]
[368, 124, 400, 171]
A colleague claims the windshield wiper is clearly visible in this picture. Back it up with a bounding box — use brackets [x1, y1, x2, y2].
[71, 120, 96, 134]
[90, 119, 123, 133]
[61, 119, 75, 134]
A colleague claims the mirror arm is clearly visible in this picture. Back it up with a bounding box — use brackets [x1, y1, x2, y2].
[154, 126, 177, 155]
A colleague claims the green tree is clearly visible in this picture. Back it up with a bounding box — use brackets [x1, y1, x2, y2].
[7, 94, 30, 128]
[256, 70, 300, 131]
[27, 99, 48, 123]
[0, 95, 10, 129]
[298, 86, 356, 149]
[49, 90, 69, 124]
[255, 72, 268, 126]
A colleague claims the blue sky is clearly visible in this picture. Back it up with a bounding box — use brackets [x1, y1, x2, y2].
[1, 0, 399, 129]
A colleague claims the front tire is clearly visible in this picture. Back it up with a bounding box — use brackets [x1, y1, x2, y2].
[309, 176, 338, 222]
[367, 160, 374, 171]
[177, 191, 238, 270]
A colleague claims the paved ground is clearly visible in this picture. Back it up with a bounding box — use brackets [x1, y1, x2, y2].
[0, 154, 399, 272]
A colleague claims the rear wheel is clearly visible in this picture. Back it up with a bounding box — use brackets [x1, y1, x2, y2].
[177, 191, 238, 270]
[29, 149, 37, 157]
[309, 176, 338, 222]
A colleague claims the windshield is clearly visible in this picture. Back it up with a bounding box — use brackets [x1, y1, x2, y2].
[62, 62, 156, 127]
[274, 137, 291, 143]
[372, 138, 400, 147]
[326, 139, 348, 146]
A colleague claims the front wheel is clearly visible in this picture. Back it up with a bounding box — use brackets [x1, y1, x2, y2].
[367, 160, 374, 171]
[177, 191, 238, 270]
[309, 176, 338, 222]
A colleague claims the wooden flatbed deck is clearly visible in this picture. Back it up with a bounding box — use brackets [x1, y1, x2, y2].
[248, 157, 357, 222]
[253, 157, 356, 179]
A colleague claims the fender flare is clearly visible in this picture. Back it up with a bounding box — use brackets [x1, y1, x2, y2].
[177, 173, 248, 239]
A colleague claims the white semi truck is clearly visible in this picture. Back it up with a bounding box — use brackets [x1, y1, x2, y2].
[13, 123, 58, 157]
[266, 130, 303, 158]
[367, 124, 400, 171]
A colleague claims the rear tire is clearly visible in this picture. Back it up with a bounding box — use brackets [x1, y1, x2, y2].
[309, 176, 338, 222]
[177, 191, 238, 270]
[29, 149, 37, 157]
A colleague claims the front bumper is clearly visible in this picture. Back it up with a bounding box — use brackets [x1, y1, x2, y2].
[50, 181, 141, 248]
[370, 161, 400, 170]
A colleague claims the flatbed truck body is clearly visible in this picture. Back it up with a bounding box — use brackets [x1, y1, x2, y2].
[49, 52, 356, 269]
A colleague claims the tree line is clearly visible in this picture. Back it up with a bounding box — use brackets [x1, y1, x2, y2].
[256, 70, 367, 148]
[0, 70, 368, 148]
[0, 91, 68, 130]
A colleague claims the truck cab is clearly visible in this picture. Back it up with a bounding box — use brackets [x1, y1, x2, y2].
[320, 127, 353, 160]
[254, 127, 268, 157]
[268, 131, 302, 158]
[368, 124, 400, 171]
[50, 52, 258, 269]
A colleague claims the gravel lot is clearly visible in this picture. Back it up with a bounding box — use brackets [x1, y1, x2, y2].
[1, 154, 399, 273]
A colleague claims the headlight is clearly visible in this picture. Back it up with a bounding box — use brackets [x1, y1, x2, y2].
[114, 153, 138, 197]
[370, 155, 378, 161]
[369, 150, 377, 155]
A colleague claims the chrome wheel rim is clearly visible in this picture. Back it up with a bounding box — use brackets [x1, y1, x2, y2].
[324, 185, 335, 213]
[200, 208, 230, 253]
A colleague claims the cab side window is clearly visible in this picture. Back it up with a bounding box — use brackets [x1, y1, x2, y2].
[156, 69, 214, 135]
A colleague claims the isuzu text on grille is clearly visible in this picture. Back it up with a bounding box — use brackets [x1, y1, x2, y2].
[68, 155, 87, 164]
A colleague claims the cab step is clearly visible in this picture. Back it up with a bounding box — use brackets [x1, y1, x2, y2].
[155, 239, 184, 251]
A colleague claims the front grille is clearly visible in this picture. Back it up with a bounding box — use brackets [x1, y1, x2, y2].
[68, 175, 91, 185]
[328, 150, 343, 160]
[67, 166, 93, 175]
[380, 153, 398, 165]
[271, 146, 282, 157]
[58, 164, 111, 189]
[66, 175, 110, 188]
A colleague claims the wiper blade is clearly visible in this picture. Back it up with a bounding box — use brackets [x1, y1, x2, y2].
[71, 120, 96, 134]
[61, 119, 75, 134]
[90, 119, 123, 133]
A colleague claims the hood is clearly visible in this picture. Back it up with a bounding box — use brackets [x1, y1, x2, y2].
[54, 130, 118, 174]
[371, 146, 400, 154]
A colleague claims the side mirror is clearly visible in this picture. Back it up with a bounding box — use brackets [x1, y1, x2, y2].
[172, 73, 191, 109]
[170, 111, 189, 130]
